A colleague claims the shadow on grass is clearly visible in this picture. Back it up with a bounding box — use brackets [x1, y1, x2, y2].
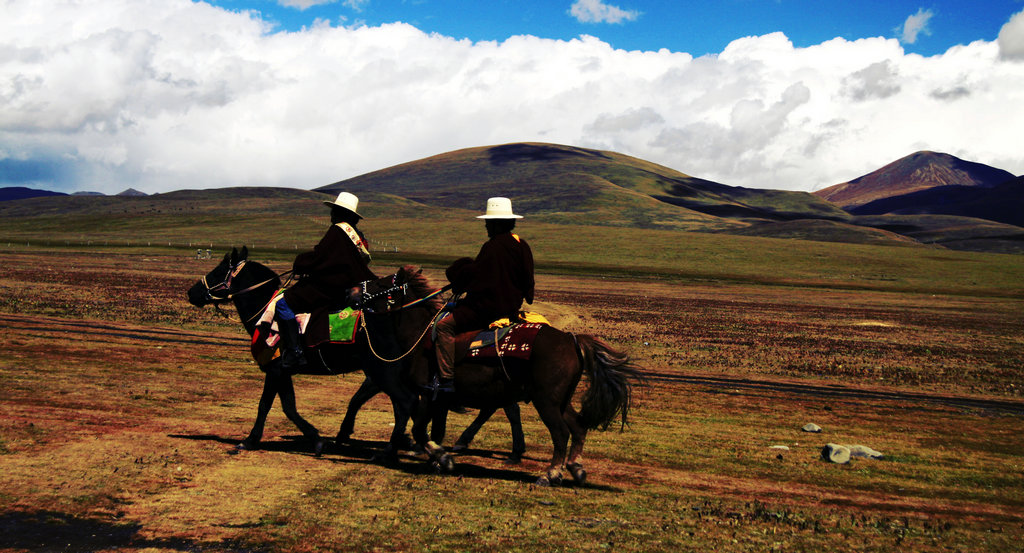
[169, 434, 620, 491]
[0, 510, 257, 553]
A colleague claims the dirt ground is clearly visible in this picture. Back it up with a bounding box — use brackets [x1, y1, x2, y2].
[1, 249, 1023, 552]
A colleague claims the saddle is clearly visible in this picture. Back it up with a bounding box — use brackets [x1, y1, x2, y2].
[250, 298, 361, 366]
[450, 312, 551, 363]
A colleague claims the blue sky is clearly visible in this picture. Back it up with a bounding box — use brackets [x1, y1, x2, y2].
[221, 0, 1020, 57]
[3, 0, 1024, 194]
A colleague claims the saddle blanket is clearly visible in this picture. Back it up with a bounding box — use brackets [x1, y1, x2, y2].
[251, 296, 361, 366]
[463, 322, 546, 361]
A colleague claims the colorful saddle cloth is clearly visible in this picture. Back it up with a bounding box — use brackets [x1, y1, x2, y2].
[250, 295, 362, 366]
[458, 312, 551, 361]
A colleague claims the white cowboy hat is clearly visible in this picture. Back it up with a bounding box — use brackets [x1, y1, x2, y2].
[323, 191, 361, 217]
[476, 197, 522, 219]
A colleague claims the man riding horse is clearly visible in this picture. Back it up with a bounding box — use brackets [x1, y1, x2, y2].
[434, 197, 535, 393]
[275, 191, 377, 372]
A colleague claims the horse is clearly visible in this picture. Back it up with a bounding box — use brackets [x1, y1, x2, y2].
[354, 265, 644, 486]
[185, 247, 524, 458]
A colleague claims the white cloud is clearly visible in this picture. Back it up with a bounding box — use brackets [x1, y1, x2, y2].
[569, 0, 640, 24]
[279, 0, 338, 10]
[998, 9, 1024, 61]
[1, 0, 1023, 195]
[843, 61, 902, 101]
[897, 8, 933, 44]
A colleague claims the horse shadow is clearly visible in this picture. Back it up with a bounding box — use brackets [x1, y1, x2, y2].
[169, 434, 619, 491]
[0, 510, 217, 553]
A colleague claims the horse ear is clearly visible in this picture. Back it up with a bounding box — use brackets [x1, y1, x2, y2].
[240, 246, 248, 260]
[230, 247, 239, 264]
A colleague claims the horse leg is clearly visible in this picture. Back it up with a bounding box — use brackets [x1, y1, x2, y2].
[275, 373, 326, 455]
[238, 372, 278, 450]
[426, 399, 455, 473]
[563, 406, 588, 485]
[451, 406, 496, 452]
[532, 399, 571, 486]
[505, 403, 526, 464]
[336, 376, 380, 443]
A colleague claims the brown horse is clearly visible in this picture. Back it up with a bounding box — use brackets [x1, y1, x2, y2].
[186, 247, 523, 458]
[355, 265, 644, 486]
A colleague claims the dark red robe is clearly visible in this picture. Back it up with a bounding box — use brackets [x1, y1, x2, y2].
[284, 224, 378, 313]
[446, 231, 535, 330]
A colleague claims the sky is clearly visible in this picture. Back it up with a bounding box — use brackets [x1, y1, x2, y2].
[2, 0, 1024, 195]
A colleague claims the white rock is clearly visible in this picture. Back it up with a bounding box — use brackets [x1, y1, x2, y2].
[821, 443, 851, 464]
[848, 445, 884, 459]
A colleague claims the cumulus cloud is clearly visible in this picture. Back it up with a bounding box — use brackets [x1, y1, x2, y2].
[569, 0, 640, 24]
[843, 61, 902, 101]
[998, 9, 1024, 60]
[1, 0, 1023, 195]
[279, 0, 339, 10]
[897, 8, 933, 44]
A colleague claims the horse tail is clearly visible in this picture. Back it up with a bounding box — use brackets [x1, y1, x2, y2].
[574, 334, 645, 431]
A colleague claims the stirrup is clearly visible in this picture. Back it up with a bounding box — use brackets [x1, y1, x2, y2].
[279, 347, 307, 371]
[426, 374, 455, 400]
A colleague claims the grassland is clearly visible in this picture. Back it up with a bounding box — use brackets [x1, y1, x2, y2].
[1, 194, 1023, 552]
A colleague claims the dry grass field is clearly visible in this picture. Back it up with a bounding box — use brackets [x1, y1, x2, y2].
[1, 246, 1023, 552]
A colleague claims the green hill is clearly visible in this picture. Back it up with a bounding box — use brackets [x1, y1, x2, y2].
[319, 142, 849, 232]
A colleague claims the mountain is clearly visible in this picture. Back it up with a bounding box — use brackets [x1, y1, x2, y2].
[320, 142, 849, 231]
[0, 186, 67, 202]
[813, 151, 1015, 209]
[849, 176, 1024, 227]
[117, 188, 148, 196]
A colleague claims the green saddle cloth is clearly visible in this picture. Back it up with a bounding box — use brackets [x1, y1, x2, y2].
[328, 307, 361, 343]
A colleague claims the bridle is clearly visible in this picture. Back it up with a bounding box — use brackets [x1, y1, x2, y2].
[200, 260, 248, 303]
[200, 259, 290, 307]
[354, 272, 453, 362]
[354, 273, 410, 313]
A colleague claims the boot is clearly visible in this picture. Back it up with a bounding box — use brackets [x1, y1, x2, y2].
[278, 317, 307, 373]
[434, 319, 456, 395]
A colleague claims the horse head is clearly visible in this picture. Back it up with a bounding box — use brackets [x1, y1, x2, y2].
[186, 246, 249, 307]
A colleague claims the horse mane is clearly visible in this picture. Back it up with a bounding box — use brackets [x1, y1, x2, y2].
[400, 265, 445, 310]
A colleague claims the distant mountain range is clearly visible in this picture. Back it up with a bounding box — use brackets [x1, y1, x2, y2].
[3, 144, 1021, 254]
[319, 143, 1023, 253]
[0, 187, 146, 201]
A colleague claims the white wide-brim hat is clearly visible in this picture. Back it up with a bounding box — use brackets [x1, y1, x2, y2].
[476, 197, 523, 219]
[323, 191, 361, 218]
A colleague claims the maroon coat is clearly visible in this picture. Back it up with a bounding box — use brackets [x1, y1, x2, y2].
[284, 223, 377, 313]
[446, 231, 535, 330]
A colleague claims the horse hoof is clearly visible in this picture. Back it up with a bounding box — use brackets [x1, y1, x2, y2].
[335, 433, 351, 444]
[505, 455, 523, 465]
[568, 463, 587, 485]
[535, 475, 552, 487]
[439, 453, 456, 473]
[543, 468, 564, 486]
[313, 438, 328, 457]
[451, 442, 468, 453]
[236, 440, 258, 451]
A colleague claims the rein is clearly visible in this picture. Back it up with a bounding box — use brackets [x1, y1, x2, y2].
[358, 279, 453, 363]
[202, 260, 291, 303]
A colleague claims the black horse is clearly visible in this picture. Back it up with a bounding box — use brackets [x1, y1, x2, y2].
[186, 247, 523, 458]
[354, 266, 644, 485]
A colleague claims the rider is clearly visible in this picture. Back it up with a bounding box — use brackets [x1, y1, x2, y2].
[275, 191, 377, 372]
[434, 197, 535, 392]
